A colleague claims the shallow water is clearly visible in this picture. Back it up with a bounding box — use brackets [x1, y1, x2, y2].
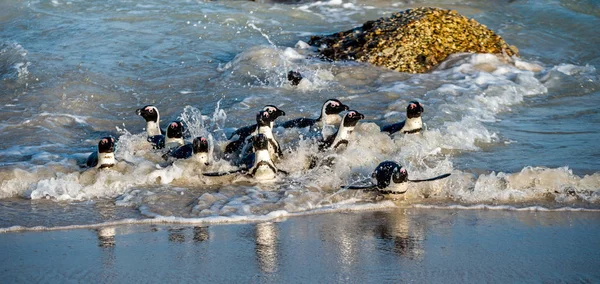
[0, 0, 599, 230]
[1, 209, 599, 283]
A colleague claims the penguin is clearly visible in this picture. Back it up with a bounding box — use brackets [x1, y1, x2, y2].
[381, 101, 424, 135]
[156, 121, 185, 150]
[162, 136, 210, 166]
[86, 137, 116, 169]
[203, 134, 288, 181]
[344, 161, 451, 194]
[277, 99, 349, 131]
[287, 70, 303, 86]
[239, 110, 283, 161]
[319, 110, 365, 150]
[135, 105, 165, 146]
[225, 105, 285, 154]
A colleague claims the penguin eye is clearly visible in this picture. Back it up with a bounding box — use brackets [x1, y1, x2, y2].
[263, 112, 269, 118]
[330, 101, 339, 107]
[400, 168, 406, 175]
[101, 139, 107, 144]
[267, 107, 275, 113]
[200, 137, 206, 142]
[409, 103, 416, 109]
[170, 122, 178, 128]
[419, 103, 423, 108]
[348, 112, 355, 118]
[145, 107, 153, 113]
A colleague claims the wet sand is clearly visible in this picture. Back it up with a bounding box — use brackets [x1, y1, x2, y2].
[1, 208, 599, 283]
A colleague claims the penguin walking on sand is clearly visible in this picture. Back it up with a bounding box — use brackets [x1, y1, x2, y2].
[381, 101, 424, 135]
[225, 105, 285, 155]
[318, 110, 365, 151]
[136, 105, 165, 146]
[204, 134, 288, 181]
[344, 161, 450, 194]
[162, 136, 210, 166]
[277, 99, 349, 139]
[86, 137, 116, 169]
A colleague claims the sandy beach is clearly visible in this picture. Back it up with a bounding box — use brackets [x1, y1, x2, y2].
[2, 208, 599, 283]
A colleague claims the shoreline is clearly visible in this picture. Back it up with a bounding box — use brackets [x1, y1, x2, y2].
[2, 208, 599, 282]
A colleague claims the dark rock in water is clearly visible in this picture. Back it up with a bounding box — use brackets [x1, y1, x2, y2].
[308, 7, 519, 73]
[287, 70, 303, 86]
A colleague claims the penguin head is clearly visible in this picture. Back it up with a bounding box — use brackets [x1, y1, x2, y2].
[262, 105, 286, 120]
[253, 134, 269, 151]
[342, 110, 365, 127]
[192, 137, 209, 154]
[287, 70, 303, 86]
[406, 101, 424, 119]
[136, 105, 159, 122]
[166, 121, 184, 138]
[371, 161, 408, 189]
[98, 137, 115, 154]
[256, 110, 275, 127]
[323, 99, 350, 116]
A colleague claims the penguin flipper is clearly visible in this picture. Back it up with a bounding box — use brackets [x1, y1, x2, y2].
[203, 169, 244, 177]
[164, 144, 193, 160]
[344, 184, 378, 191]
[228, 124, 257, 140]
[409, 173, 451, 183]
[277, 118, 316, 129]
[148, 135, 165, 149]
[318, 132, 337, 151]
[381, 121, 406, 135]
[86, 152, 98, 168]
[225, 138, 245, 154]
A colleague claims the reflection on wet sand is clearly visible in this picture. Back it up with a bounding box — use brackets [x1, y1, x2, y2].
[255, 222, 279, 274]
[97, 227, 116, 248]
[372, 209, 425, 260]
[193, 226, 210, 242]
[168, 227, 186, 243]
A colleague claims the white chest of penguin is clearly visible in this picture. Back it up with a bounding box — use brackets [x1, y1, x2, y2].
[146, 121, 162, 136]
[402, 117, 422, 133]
[331, 126, 355, 149]
[253, 150, 277, 180]
[98, 153, 115, 167]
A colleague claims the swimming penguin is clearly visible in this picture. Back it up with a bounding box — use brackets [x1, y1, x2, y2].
[86, 137, 116, 169]
[156, 121, 185, 150]
[204, 134, 288, 181]
[136, 105, 165, 146]
[239, 110, 283, 161]
[225, 105, 285, 154]
[162, 136, 210, 166]
[345, 161, 450, 194]
[277, 99, 349, 133]
[287, 70, 303, 86]
[319, 110, 365, 150]
[381, 101, 424, 135]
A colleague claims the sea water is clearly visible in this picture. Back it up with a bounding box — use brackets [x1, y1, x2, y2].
[0, 0, 599, 231]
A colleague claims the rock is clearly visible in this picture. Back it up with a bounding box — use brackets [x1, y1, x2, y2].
[308, 7, 518, 73]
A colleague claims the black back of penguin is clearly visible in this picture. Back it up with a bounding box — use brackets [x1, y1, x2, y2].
[371, 161, 408, 190]
[278, 99, 349, 129]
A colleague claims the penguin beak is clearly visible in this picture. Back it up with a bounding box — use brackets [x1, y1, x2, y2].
[135, 109, 142, 116]
[341, 104, 350, 111]
[278, 109, 286, 117]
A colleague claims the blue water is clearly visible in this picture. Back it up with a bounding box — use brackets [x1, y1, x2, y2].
[0, 0, 599, 230]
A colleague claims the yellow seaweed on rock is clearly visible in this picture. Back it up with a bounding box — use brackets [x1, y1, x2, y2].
[309, 7, 518, 73]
